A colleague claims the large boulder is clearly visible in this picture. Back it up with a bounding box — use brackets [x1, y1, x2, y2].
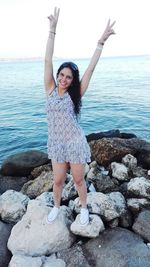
[7, 200, 75, 256]
[0, 150, 49, 177]
[89, 137, 150, 168]
[82, 227, 150, 267]
[0, 221, 13, 267]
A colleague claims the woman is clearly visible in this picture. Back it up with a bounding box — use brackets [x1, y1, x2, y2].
[45, 7, 115, 225]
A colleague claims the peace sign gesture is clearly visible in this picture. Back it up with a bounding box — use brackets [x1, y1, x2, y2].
[48, 7, 60, 32]
[98, 19, 116, 45]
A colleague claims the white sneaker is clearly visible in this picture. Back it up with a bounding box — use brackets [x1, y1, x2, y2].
[47, 206, 59, 223]
[80, 208, 89, 226]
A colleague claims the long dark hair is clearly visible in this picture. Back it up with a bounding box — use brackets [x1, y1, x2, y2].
[56, 62, 82, 116]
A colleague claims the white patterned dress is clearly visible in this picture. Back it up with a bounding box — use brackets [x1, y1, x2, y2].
[46, 87, 91, 164]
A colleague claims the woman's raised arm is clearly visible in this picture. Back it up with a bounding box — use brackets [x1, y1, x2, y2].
[80, 19, 116, 97]
[44, 7, 60, 95]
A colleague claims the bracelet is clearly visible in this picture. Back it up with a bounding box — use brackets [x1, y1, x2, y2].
[49, 31, 56, 35]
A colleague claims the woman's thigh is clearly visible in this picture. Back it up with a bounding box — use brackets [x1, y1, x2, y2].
[52, 161, 69, 182]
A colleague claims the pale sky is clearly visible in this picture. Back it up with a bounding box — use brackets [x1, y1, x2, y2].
[0, 0, 150, 59]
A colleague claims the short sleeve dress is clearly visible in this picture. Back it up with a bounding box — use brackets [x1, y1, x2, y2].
[46, 87, 91, 164]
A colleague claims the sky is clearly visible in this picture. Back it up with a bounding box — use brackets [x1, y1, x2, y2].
[0, 0, 150, 59]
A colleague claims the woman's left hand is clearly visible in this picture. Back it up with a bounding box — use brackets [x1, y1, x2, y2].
[98, 19, 116, 45]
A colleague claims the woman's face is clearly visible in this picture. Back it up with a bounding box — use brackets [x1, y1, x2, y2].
[57, 67, 73, 90]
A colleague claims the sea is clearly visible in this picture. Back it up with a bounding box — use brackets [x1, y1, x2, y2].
[0, 55, 150, 166]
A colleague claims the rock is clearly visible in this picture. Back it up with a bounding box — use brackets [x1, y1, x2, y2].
[89, 161, 97, 168]
[87, 167, 95, 179]
[132, 210, 150, 242]
[62, 176, 78, 202]
[122, 154, 137, 169]
[86, 129, 135, 142]
[57, 243, 90, 267]
[148, 170, 150, 176]
[70, 214, 105, 238]
[74, 192, 121, 222]
[0, 190, 30, 223]
[21, 170, 53, 198]
[31, 163, 52, 178]
[0, 150, 49, 177]
[85, 164, 90, 176]
[127, 198, 150, 213]
[89, 172, 119, 193]
[82, 227, 150, 267]
[111, 162, 128, 181]
[89, 137, 150, 168]
[7, 200, 75, 256]
[8, 254, 66, 267]
[106, 192, 127, 216]
[132, 166, 148, 178]
[127, 177, 150, 199]
[0, 174, 29, 194]
[137, 150, 150, 169]
[107, 218, 119, 228]
[0, 221, 13, 267]
[36, 192, 54, 206]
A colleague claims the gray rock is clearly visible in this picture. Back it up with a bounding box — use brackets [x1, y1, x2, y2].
[88, 172, 118, 193]
[132, 166, 148, 178]
[83, 227, 150, 267]
[122, 154, 137, 170]
[70, 214, 105, 238]
[127, 198, 150, 213]
[0, 174, 29, 194]
[0, 190, 30, 223]
[127, 177, 150, 199]
[132, 210, 150, 242]
[74, 192, 120, 222]
[0, 221, 13, 267]
[36, 192, 54, 206]
[7, 200, 75, 256]
[0, 150, 49, 177]
[62, 175, 78, 202]
[111, 162, 129, 181]
[8, 254, 66, 267]
[57, 243, 90, 267]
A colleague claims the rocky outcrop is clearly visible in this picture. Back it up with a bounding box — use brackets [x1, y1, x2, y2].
[0, 134, 150, 266]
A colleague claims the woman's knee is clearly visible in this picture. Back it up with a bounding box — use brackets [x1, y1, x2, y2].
[74, 176, 85, 187]
[54, 175, 66, 187]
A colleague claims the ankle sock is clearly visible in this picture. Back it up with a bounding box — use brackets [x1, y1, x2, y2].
[47, 206, 59, 223]
[80, 208, 89, 226]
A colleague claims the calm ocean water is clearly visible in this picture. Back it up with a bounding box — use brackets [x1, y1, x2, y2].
[0, 55, 150, 166]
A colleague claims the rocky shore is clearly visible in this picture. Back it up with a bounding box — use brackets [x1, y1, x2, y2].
[0, 130, 150, 267]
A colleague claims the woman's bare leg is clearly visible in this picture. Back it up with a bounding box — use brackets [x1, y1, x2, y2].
[70, 163, 87, 207]
[47, 161, 68, 223]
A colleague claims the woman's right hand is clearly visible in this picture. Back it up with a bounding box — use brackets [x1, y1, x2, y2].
[48, 7, 60, 32]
